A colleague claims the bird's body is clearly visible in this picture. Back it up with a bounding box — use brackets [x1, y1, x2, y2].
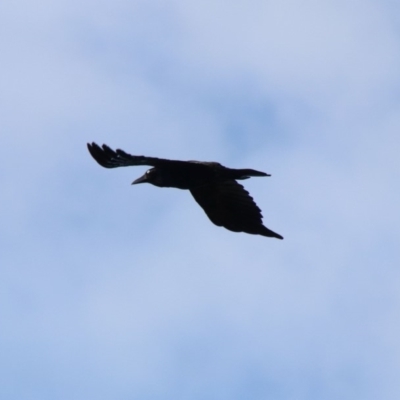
[87, 142, 283, 239]
[132, 161, 221, 190]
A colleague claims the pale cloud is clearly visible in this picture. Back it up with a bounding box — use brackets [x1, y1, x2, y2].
[1, 1, 399, 399]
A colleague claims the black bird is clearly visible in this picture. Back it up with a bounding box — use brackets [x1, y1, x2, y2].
[87, 142, 283, 239]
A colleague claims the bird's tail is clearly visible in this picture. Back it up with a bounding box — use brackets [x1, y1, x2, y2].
[230, 168, 271, 180]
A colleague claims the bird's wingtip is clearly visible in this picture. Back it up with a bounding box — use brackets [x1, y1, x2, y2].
[260, 226, 284, 239]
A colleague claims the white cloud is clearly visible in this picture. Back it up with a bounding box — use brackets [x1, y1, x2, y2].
[1, 1, 400, 399]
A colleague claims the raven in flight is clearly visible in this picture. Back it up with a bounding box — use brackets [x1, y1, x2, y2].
[87, 143, 283, 239]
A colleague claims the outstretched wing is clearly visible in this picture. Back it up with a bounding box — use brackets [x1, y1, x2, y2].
[87, 142, 173, 168]
[190, 180, 283, 239]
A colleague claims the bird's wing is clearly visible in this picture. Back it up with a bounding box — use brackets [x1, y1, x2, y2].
[190, 180, 265, 232]
[87, 142, 174, 168]
[191, 180, 283, 238]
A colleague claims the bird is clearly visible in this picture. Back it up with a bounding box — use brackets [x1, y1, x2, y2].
[87, 142, 283, 239]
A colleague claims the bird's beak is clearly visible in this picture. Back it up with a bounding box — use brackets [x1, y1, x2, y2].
[131, 174, 148, 185]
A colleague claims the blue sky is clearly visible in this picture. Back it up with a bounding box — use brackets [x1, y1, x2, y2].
[1, 1, 400, 399]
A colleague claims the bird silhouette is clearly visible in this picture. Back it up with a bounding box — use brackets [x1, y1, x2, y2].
[87, 142, 283, 239]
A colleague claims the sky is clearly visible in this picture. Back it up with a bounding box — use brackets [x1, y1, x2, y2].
[1, 0, 400, 399]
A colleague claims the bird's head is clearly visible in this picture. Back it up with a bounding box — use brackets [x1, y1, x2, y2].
[132, 168, 163, 187]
